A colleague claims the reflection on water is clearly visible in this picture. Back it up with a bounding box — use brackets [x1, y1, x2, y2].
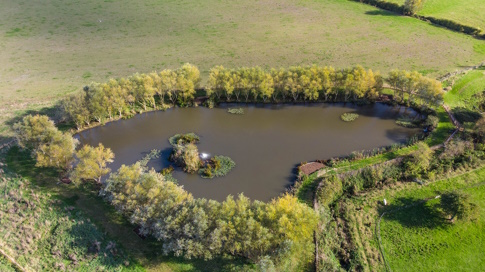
[76, 103, 419, 202]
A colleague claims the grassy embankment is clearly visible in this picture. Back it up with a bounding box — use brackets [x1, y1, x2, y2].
[3, 147, 252, 272]
[2, 0, 485, 136]
[386, 0, 485, 30]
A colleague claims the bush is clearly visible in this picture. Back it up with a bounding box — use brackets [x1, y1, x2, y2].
[199, 156, 236, 178]
[168, 133, 200, 146]
[317, 175, 343, 206]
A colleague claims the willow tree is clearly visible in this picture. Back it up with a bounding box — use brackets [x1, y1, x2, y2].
[176, 63, 200, 104]
[14, 114, 77, 170]
[71, 143, 114, 184]
[160, 69, 178, 105]
[62, 92, 91, 129]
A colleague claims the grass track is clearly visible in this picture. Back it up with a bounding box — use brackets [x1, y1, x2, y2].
[1, 0, 485, 134]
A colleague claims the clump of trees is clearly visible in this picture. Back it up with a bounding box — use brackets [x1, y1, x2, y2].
[169, 133, 201, 173]
[13, 114, 78, 170]
[62, 63, 201, 129]
[101, 162, 318, 262]
[387, 69, 443, 106]
[60, 64, 442, 130]
[206, 65, 383, 103]
[14, 115, 115, 183]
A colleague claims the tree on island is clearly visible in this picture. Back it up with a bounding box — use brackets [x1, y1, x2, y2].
[71, 143, 114, 184]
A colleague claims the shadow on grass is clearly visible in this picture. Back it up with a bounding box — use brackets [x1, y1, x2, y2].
[380, 197, 447, 229]
[4, 146, 251, 271]
[451, 107, 482, 123]
[365, 10, 397, 16]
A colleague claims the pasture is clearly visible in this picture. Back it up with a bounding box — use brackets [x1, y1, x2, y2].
[380, 179, 485, 271]
[386, 0, 485, 30]
[1, 0, 485, 136]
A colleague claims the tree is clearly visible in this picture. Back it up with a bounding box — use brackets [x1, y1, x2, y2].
[160, 69, 178, 105]
[71, 143, 114, 184]
[13, 114, 59, 150]
[403, 142, 433, 179]
[440, 191, 479, 222]
[36, 131, 78, 170]
[62, 92, 91, 129]
[14, 115, 78, 170]
[176, 63, 200, 105]
[404, 0, 425, 15]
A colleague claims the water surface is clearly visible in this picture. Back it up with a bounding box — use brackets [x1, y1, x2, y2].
[77, 103, 419, 201]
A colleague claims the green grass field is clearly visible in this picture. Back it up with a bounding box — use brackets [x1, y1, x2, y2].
[386, 0, 485, 30]
[380, 179, 485, 271]
[444, 67, 485, 110]
[1, 0, 485, 136]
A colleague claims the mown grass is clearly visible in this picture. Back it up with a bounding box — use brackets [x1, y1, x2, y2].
[386, 0, 485, 30]
[3, 147, 252, 272]
[444, 67, 485, 111]
[380, 175, 485, 271]
[2, 0, 485, 136]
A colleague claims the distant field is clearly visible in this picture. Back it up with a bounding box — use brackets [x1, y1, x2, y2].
[1, 0, 485, 135]
[444, 67, 485, 110]
[380, 181, 485, 271]
[387, 0, 485, 30]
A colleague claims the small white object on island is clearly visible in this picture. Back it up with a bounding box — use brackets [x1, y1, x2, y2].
[200, 153, 210, 159]
[383, 199, 387, 206]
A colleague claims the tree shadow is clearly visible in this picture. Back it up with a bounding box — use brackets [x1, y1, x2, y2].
[4, 101, 72, 131]
[379, 196, 447, 229]
[365, 10, 396, 16]
[451, 107, 482, 123]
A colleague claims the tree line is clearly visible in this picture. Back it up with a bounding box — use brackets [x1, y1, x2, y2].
[60, 64, 443, 130]
[101, 162, 318, 263]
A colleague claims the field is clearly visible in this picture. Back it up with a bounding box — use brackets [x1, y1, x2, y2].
[444, 67, 485, 110]
[2, 0, 485, 136]
[380, 175, 485, 271]
[386, 0, 485, 30]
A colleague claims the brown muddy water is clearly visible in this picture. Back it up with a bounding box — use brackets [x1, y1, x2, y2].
[76, 103, 420, 202]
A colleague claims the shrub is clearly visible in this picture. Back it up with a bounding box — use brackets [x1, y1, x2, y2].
[317, 175, 343, 206]
[199, 156, 236, 178]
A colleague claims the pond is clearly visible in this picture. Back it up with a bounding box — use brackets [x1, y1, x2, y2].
[76, 103, 420, 202]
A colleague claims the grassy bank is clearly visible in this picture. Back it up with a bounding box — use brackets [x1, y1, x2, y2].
[2, 0, 485, 135]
